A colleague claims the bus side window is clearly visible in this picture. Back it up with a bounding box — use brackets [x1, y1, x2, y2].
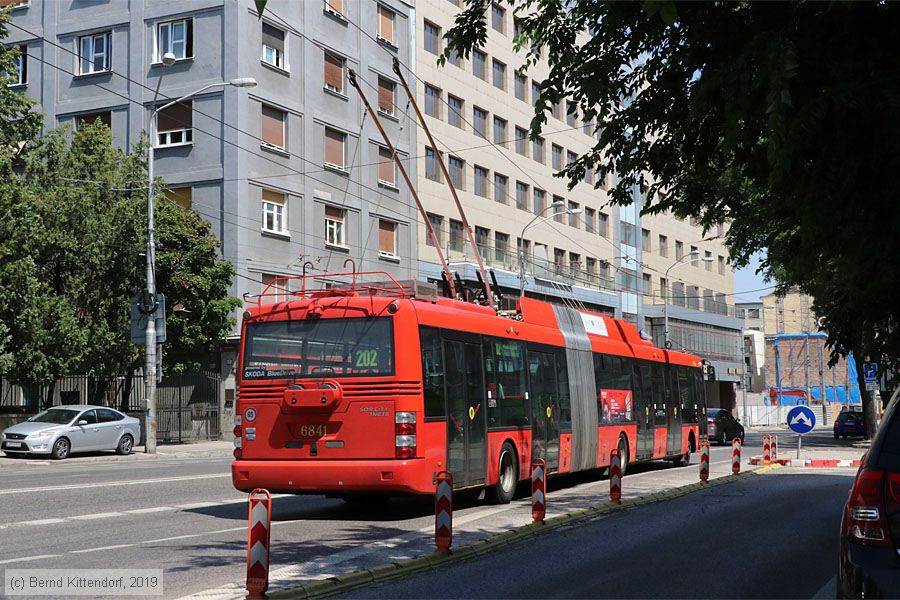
[678, 368, 695, 422]
[489, 339, 528, 428]
[420, 327, 445, 419]
[554, 349, 571, 431]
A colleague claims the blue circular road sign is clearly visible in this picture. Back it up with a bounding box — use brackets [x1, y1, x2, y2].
[787, 405, 817, 435]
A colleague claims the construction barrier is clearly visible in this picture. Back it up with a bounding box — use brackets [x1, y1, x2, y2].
[246, 488, 272, 600]
[763, 434, 772, 465]
[732, 437, 742, 475]
[609, 449, 622, 503]
[532, 457, 546, 524]
[435, 471, 453, 553]
[772, 435, 778, 460]
[699, 442, 710, 483]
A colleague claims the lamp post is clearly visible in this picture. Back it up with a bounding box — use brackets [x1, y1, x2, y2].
[144, 76, 257, 454]
[518, 202, 582, 298]
[662, 252, 713, 350]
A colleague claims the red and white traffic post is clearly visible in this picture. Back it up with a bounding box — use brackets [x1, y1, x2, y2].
[435, 471, 453, 553]
[763, 434, 772, 465]
[772, 435, 778, 460]
[732, 437, 742, 475]
[609, 449, 622, 503]
[699, 442, 710, 483]
[246, 488, 272, 600]
[532, 457, 546, 523]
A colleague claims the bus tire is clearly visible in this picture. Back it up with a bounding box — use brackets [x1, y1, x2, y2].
[617, 435, 629, 476]
[674, 436, 694, 467]
[488, 441, 518, 504]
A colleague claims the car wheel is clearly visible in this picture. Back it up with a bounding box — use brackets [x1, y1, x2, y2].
[51, 437, 70, 460]
[617, 435, 629, 477]
[488, 442, 518, 504]
[116, 434, 134, 455]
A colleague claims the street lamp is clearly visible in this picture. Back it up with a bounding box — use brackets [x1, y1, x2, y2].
[662, 251, 714, 350]
[518, 202, 582, 298]
[144, 76, 257, 454]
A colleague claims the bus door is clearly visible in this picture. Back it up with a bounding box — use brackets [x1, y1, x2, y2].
[528, 350, 560, 471]
[444, 337, 486, 487]
[636, 364, 654, 461]
[666, 366, 682, 455]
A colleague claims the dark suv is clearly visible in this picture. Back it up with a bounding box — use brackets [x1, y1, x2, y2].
[707, 408, 745, 445]
[838, 395, 900, 598]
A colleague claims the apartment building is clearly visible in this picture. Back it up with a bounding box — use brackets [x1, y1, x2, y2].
[414, 0, 744, 406]
[4, 0, 419, 326]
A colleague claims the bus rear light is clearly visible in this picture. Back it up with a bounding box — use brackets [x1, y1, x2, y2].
[395, 412, 416, 424]
[395, 444, 416, 460]
[233, 448, 242, 459]
[234, 437, 242, 449]
[395, 434, 416, 447]
[233, 426, 242, 438]
[395, 413, 417, 458]
[234, 414, 242, 427]
[395, 423, 415, 435]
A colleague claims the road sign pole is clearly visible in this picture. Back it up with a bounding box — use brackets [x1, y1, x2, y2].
[797, 434, 801, 459]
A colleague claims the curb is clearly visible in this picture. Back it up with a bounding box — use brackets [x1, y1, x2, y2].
[0, 446, 230, 469]
[749, 456, 861, 468]
[269, 464, 782, 600]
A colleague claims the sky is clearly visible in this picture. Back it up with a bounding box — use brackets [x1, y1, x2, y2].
[732, 251, 774, 303]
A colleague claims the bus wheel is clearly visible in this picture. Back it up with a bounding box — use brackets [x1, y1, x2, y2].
[488, 442, 518, 504]
[674, 437, 694, 467]
[617, 436, 629, 477]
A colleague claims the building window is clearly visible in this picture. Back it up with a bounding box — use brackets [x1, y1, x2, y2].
[705, 250, 713, 271]
[424, 84, 441, 118]
[492, 59, 506, 90]
[378, 76, 395, 116]
[659, 234, 668, 257]
[675, 240, 684, 260]
[261, 105, 286, 150]
[324, 127, 346, 170]
[642, 273, 652, 297]
[566, 100, 577, 127]
[474, 165, 489, 198]
[515, 73, 527, 102]
[448, 47, 463, 68]
[79, 32, 111, 74]
[532, 136, 544, 164]
[494, 173, 508, 204]
[515, 126, 528, 156]
[325, 205, 346, 247]
[261, 23, 286, 70]
[718, 255, 726, 275]
[515, 181, 529, 210]
[491, 2, 506, 33]
[475, 226, 490, 256]
[378, 146, 396, 187]
[164, 186, 192, 209]
[584, 207, 596, 233]
[262, 189, 286, 234]
[551, 100, 562, 121]
[473, 106, 488, 138]
[620, 222, 637, 246]
[155, 18, 192, 62]
[569, 252, 581, 274]
[377, 5, 395, 45]
[531, 81, 540, 108]
[585, 166, 595, 185]
[554, 248, 565, 271]
[378, 219, 398, 257]
[261, 273, 289, 303]
[325, 0, 343, 15]
[473, 49, 487, 80]
[493, 116, 507, 146]
[324, 51, 344, 94]
[620, 269, 638, 293]
[426, 212, 443, 247]
[449, 219, 464, 252]
[660, 277, 668, 300]
[495, 232, 510, 262]
[598, 212, 609, 237]
[533, 188, 545, 214]
[690, 245, 699, 266]
[448, 95, 464, 128]
[156, 101, 192, 147]
[568, 201, 579, 227]
[448, 155, 465, 189]
[75, 111, 112, 131]
[642, 228, 651, 252]
[567, 150, 577, 166]
[425, 147, 441, 181]
[424, 20, 441, 55]
[9, 44, 26, 86]
[552, 144, 563, 170]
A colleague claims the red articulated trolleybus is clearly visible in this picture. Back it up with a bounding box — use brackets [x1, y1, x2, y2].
[231, 271, 709, 503]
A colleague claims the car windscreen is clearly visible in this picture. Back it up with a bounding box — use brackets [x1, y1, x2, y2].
[242, 317, 394, 379]
[27, 408, 80, 425]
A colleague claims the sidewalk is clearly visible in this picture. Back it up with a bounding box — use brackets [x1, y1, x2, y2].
[749, 444, 868, 468]
[0, 439, 232, 468]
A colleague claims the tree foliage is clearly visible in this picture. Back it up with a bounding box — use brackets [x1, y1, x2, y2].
[444, 1, 900, 432]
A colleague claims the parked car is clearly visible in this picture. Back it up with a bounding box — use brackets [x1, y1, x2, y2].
[1, 406, 139, 459]
[835, 410, 866, 439]
[707, 408, 745, 445]
[838, 394, 900, 598]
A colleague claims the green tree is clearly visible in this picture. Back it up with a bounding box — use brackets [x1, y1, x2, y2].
[442, 0, 900, 437]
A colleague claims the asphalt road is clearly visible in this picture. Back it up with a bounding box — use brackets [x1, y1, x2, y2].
[348, 468, 855, 599]
[0, 430, 825, 598]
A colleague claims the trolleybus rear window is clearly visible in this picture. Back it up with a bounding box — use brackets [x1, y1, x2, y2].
[242, 317, 394, 379]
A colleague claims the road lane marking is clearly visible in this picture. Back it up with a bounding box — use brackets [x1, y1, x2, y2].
[70, 512, 125, 520]
[0, 473, 230, 495]
[18, 518, 66, 526]
[126, 506, 177, 514]
[70, 544, 133, 554]
[176, 501, 227, 510]
[0, 554, 60, 565]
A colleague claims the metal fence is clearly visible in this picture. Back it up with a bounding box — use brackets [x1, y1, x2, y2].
[734, 403, 833, 427]
[156, 369, 220, 443]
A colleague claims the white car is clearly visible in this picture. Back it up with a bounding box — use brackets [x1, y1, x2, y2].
[1, 405, 140, 459]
